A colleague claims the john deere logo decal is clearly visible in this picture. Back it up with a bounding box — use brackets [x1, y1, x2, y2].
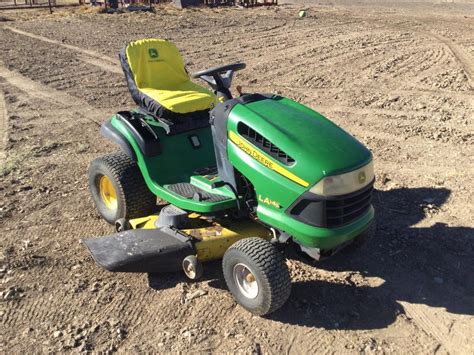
[148, 48, 159, 59]
[228, 131, 309, 187]
[358, 171, 366, 184]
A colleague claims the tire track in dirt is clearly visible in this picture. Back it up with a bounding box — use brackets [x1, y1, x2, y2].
[77, 55, 123, 75]
[0, 65, 106, 126]
[3, 26, 122, 75]
[400, 302, 462, 354]
[386, 22, 474, 91]
[4, 26, 119, 65]
[0, 87, 7, 166]
[425, 31, 474, 90]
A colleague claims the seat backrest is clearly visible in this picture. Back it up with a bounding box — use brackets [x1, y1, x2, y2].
[122, 39, 189, 90]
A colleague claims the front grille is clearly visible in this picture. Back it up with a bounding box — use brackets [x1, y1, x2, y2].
[287, 182, 373, 228]
[325, 184, 373, 228]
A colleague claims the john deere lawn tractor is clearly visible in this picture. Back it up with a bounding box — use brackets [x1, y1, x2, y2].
[83, 38, 375, 316]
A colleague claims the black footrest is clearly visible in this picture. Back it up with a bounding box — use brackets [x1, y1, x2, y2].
[167, 183, 230, 202]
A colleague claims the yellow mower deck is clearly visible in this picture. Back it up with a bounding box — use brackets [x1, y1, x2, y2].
[129, 213, 272, 262]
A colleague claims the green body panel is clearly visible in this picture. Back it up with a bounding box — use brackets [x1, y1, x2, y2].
[260, 203, 374, 249]
[229, 96, 372, 181]
[110, 115, 236, 213]
[227, 96, 373, 249]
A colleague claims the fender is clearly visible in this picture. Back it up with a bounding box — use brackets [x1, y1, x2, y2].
[100, 119, 137, 161]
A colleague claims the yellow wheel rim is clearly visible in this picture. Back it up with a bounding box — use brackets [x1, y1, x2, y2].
[99, 175, 117, 210]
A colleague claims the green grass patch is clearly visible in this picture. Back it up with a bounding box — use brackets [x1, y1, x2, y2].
[0, 149, 32, 177]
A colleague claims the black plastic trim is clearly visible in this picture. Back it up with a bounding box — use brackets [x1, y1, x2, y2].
[115, 111, 162, 157]
[287, 180, 374, 228]
[191, 62, 246, 79]
[237, 122, 295, 166]
[209, 93, 280, 194]
[209, 99, 241, 190]
[82, 227, 195, 273]
[209, 93, 276, 155]
[100, 119, 137, 161]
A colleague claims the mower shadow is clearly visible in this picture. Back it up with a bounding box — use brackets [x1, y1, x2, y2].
[147, 260, 226, 292]
[269, 187, 474, 330]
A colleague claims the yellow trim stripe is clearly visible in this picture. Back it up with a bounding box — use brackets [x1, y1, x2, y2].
[229, 131, 309, 187]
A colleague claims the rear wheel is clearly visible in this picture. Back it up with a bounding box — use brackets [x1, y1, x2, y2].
[89, 152, 157, 224]
[222, 237, 291, 316]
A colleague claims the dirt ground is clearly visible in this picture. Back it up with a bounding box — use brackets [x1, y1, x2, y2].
[0, 1, 473, 353]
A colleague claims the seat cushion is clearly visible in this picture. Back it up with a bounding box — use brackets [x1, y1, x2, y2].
[141, 80, 216, 114]
[121, 39, 216, 116]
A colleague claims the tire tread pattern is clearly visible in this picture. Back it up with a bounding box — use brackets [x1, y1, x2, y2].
[92, 152, 156, 220]
[224, 237, 291, 315]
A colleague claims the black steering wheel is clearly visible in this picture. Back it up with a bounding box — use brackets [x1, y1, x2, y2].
[191, 62, 246, 101]
[191, 62, 246, 80]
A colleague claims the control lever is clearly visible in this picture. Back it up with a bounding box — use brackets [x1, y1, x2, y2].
[211, 181, 242, 213]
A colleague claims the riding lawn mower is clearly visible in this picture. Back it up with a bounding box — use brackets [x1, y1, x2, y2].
[83, 39, 375, 316]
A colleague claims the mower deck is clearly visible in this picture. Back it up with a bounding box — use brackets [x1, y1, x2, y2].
[83, 212, 272, 274]
[129, 213, 272, 262]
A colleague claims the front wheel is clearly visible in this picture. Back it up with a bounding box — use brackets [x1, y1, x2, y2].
[222, 237, 291, 316]
[88, 152, 157, 224]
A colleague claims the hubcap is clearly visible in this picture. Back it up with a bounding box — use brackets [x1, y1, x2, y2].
[233, 263, 259, 299]
[99, 175, 117, 210]
[183, 259, 196, 279]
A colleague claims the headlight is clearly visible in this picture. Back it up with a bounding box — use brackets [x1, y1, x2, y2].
[310, 161, 374, 196]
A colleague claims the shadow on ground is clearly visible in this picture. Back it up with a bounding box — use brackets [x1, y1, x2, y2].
[149, 187, 473, 330]
[269, 187, 474, 330]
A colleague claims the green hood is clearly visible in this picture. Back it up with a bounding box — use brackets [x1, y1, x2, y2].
[229, 96, 372, 186]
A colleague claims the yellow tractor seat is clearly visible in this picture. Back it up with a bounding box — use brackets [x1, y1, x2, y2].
[140, 81, 214, 114]
[120, 39, 216, 119]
